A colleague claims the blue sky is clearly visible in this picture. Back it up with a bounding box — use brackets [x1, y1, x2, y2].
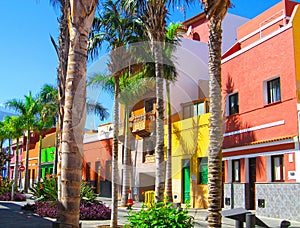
[0, 0, 282, 127]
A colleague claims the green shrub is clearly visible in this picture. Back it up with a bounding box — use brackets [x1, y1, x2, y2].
[80, 181, 97, 202]
[30, 177, 58, 201]
[0, 179, 16, 195]
[125, 202, 197, 228]
[30, 178, 97, 202]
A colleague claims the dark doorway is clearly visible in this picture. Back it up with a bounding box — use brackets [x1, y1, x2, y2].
[249, 158, 256, 209]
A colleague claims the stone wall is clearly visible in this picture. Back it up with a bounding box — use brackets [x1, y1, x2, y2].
[256, 183, 300, 221]
[224, 183, 249, 209]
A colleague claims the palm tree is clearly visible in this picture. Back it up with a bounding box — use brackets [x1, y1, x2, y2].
[88, 1, 144, 225]
[0, 121, 9, 186]
[200, 0, 230, 227]
[6, 92, 40, 193]
[4, 116, 25, 200]
[164, 22, 181, 203]
[57, 0, 97, 226]
[38, 84, 59, 177]
[123, 0, 168, 202]
[35, 87, 57, 181]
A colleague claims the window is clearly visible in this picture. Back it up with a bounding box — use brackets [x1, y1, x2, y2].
[145, 98, 155, 113]
[183, 105, 192, 119]
[266, 77, 281, 104]
[198, 157, 208, 184]
[272, 155, 283, 182]
[232, 160, 240, 182]
[194, 102, 206, 116]
[183, 101, 208, 119]
[86, 162, 91, 181]
[228, 93, 239, 115]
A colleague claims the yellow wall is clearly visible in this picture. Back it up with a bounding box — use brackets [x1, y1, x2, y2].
[167, 113, 210, 208]
[291, 5, 300, 101]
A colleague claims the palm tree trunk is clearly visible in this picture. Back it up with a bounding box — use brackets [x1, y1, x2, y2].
[11, 138, 19, 200]
[111, 75, 120, 227]
[207, 15, 224, 228]
[6, 139, 11, 180]
[37, 134, 43, 181]
[57, 0, 70, 204]
[121, 107, 131, 207]
[53, 122, 59, 177]
[154, 41, 165, 203]
[58, 1, 97, 226]
[24, 129, 30, 192]
[165, 80, 172, 203]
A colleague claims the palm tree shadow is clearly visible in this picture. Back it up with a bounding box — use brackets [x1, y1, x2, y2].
[223, 75, 256, 148]
[172, 116, 208, 208]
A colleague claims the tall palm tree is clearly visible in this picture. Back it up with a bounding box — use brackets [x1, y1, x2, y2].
[164, 22, 181, 203]
[57, 0, 97, 226]
[49, 0, 70, 208]
[0, 121, 9, 186]
[88, 1, 144, 225]
[6, 92, 40, 193]
[35, 87, 57, 181]
[123, 0, 168, 202]
[4, 116, 24, 200]
[200, 0, 230, 227]
[38, 84, 59, 177]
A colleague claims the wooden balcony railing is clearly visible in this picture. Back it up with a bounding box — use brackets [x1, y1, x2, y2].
[130, 112, 155, 137]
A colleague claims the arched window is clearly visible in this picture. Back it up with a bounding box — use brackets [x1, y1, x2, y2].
[193, 32, 200, 41]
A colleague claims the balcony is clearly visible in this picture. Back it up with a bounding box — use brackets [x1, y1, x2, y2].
[130, 112, 156, 137]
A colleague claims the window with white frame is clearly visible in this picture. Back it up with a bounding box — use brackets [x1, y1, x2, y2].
[272, 155, 284, 182]
[232, 159, 240, 182]
[228, 93, 239, 116]
[266, 77, 281, 104]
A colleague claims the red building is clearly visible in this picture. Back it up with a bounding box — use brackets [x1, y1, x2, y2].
[221, 0, 300, 221]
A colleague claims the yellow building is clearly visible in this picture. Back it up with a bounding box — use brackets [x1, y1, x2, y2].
[169, 111, 210, 208]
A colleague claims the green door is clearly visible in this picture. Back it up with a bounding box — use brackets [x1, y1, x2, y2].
[183, 166, 190, 203]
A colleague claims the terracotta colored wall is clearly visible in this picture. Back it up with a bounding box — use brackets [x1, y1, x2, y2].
[237, 2, 283, 40]
[224, 160, 229, 182]
[256, 156, 267, 182]
[183, 17, 209, 42]
[284, 152, 296, 182]
[240, 159, 246, 183]
[82, 139, 112, 181]
[222, 28, 298, 147]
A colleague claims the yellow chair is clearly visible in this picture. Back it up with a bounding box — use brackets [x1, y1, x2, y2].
[144, 190, 155, 208]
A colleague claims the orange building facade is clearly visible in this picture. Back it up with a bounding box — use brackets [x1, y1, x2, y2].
[82, 123, 113, 197]
[221, 0, 300, 221]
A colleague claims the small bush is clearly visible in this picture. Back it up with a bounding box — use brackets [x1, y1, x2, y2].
[34, 201, 58, 218]
[80, 182, 97, 202]
[32, 199, 111, 220]
[30, 178, 97, 202]
[0, 179, 26, 202]
[0, 179, 16, 195]
[29, 177, 58, 201]
[80, 200, 111, 220]
[125, 202, 197, 228]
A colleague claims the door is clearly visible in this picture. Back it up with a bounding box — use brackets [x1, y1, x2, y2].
[182, 165, 190, 203]
[249, 158, 256, 209]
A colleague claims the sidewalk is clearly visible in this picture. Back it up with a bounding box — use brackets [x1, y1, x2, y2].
[1, 196, 300, 227]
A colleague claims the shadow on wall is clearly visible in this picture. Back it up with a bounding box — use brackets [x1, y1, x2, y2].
[223, 75, 256, 148]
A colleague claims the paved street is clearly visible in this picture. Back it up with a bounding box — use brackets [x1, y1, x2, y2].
[1, 196, 300, 227]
